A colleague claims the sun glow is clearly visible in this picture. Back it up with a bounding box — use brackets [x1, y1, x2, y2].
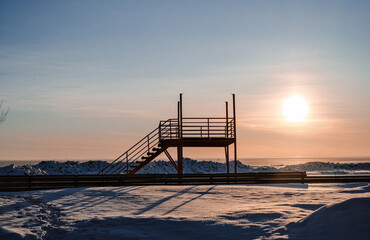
[283, 94, 309, 122]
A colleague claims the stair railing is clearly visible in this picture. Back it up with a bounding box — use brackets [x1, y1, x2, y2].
[98, 117, 235, 175]
[98, 126, 160, 175]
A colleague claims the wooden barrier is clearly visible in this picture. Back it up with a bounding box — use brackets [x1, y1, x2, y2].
[0, 172, 369, 192]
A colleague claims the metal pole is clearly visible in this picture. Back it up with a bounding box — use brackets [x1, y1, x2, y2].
[159, 122, 162, 140]
[225, 146, 229, 174]
[178, 93, 183, 174]
[226, 101, 229, 174]
[126, 152, 129, 173]
[177, 101, 180, 139]
[147, 135, 150, 153]
[180, 94, 183, 139]
[226, 102, 229, 138]
[207, 118, 210, 138]
[232, 94, 237, 174]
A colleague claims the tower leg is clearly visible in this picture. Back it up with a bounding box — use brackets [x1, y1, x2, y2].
[232, 94, 237, 174]
[225, 146, 229, 174]
[177, 145, 183, 174]
[234, 142, 237, 174]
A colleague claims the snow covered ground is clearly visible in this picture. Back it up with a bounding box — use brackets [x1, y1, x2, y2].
[1, 158, 370, 176]
[0, 183, 369, 239]
[1, 158, 369, 239]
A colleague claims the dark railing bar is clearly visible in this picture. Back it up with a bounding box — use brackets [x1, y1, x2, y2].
[181, 133, 232, 136]
[181, 134, 229, 137]
[181, 129, 229, 132]
[113, 138, 160, 174]
[181, 121, 229, 124]
[181, 126, 230, 128]
[110, 162, 127, 174]
[128, 135, 160, 162]
[120, 127, 159, 158]
[182, 117, 229, 119]
[108, 161, 127, 174]
[126, 152, 129, 173]
[99, 153, 126, 174]
[127, 133, 159, 157]
[126, 138, 153, 159]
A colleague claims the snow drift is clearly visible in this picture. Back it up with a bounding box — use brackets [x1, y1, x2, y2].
[0, 158, 370, 175]
[288, 197, 370, 240]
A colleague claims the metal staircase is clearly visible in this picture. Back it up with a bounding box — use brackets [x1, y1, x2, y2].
[98, 94, 237, 175]
[98, 117, 234, 175]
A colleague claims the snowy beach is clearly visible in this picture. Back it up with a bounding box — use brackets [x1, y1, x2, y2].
[2, 0, 370, 239]
[0, 183, 369, 239]
[0, 159, 369, 239]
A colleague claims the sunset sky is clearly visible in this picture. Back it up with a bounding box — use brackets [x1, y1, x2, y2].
[1, 0, 370, 160]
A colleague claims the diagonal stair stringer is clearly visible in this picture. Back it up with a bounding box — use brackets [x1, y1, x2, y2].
[129, 142, 171, 174]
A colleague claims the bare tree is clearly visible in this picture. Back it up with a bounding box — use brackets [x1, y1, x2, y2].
[0, 98, 9, 125]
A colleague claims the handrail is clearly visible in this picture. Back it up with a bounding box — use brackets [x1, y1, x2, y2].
[99, 117, 235, 175]
[159, 117, 234, 140]
[98, 126, 160, 175]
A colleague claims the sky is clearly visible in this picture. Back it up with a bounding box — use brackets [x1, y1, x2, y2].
[0, 0, 370, 160]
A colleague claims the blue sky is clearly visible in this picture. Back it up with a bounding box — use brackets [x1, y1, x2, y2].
[1, 0, 370, 160]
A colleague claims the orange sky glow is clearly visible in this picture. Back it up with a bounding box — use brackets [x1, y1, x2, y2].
[1, 1, 370, 161]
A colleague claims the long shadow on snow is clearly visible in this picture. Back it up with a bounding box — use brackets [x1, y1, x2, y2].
[134, 186, 197, 215]
[0, 187, 79, 215]
[0, 186, 144, 217]
[59, 215, 283, 240]
[62, 186, 145, 213]
[163, 185, 216, 215]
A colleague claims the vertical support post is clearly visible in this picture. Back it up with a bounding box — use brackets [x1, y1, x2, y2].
[170, 119, 173, 139]
[225, 101, 229, 174]
[177, 93, 183, 174]
[232, 94, 237, 174]
[207, 118, 210, 138]
[126, 152, 128, 173]
[180, 94, 183, 139]
[159, 122, 162, 140]
[177, 101, 180, 139]
[225, 146, 229, 174]
[147, 135, 150, 154]
[226, 102, 229, 138]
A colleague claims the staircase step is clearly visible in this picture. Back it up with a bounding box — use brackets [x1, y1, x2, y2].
[147, 152, 154, 156]
[152, 148, 160, 151]
[141, 156, 149, 160]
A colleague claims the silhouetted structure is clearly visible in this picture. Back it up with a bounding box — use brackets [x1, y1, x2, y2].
[98, 94, 237, 175]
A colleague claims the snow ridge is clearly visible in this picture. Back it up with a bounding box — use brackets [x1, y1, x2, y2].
[288, 197, 370, 239]
[0, 158, 370, 176]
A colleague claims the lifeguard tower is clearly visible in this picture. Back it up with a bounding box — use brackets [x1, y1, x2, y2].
[98, 94, 237, 175]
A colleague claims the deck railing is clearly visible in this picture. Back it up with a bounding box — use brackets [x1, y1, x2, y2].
[98, 117, 234, 175]
[159, 117, 234, 140]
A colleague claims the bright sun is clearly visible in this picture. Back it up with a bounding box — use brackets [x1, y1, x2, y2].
[283, 94, 309, 122]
